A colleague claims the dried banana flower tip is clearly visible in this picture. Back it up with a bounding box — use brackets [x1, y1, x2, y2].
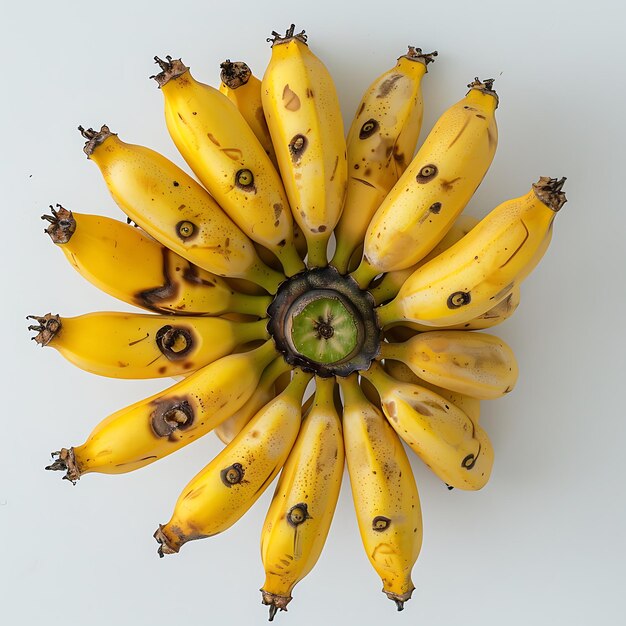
[533, 176, 567, 212]
[402, 47, 438, 67]
[219, 59, 252, 89]
[150, 55, 189, 87]
[45, 448, 80, 484]
[78, 124, 115, 157]
[27, 313, 61, 346]
[41, 204, 76, 243]
[267, 23, 308, 46]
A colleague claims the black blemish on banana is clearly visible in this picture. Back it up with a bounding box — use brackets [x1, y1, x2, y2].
[155, 325, 194, 360]
[136, 248, 181, 310]
[150, 397, 194, 439]
[447, 291, 471, 309]
[416, 164, 438, 183]
[289, 134, 307, 162]
[221, 462, 245, 487]
[372, 516, 391, 531]
[235, 168, 255, 191]
[175, 220, 196, 241]
[286, 502, 310, 527]
[359, 119, 379, 140]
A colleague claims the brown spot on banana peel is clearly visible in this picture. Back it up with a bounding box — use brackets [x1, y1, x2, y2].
[282, 84, 301, 110]
[448, 115, 472, 149]
[289, 134, 307, 162]
[440, 177, 461, 192]
[498, 220, 530, 269]
[207, 133, 221, 146]
[352, 176, 376, 188]
[150, 397, 194, 439]
[377, 73, 402, 98]
[136, 248, 181, 311]
[155, 325, 194, 360]
[221, 147, 244, 161]
[329, 156, 339, 182]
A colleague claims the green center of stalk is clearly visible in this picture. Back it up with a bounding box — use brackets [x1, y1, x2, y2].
[290, 296, 358, 364]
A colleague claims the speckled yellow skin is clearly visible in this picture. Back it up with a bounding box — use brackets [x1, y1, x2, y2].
[160, 69, 302, 274]
[340, 377, 422, 606]
[356, 85, 498, 280]
[156, 371, 310, 553]
[332, 53, 429, 273]
[378, 184, 557, 328]
[260, 377, 344, 609]
[53, 212, 270, 317]
[362, 363, 493, 490]
[382, 330, 518, 399]
[43, 312, 268, 379]
[262, 35, 347, 266]
[62, 341, 277, 477]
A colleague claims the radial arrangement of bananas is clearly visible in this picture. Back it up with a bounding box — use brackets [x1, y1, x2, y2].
[29, 24, 567, 620]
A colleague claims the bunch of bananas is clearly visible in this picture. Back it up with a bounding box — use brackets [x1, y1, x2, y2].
[29, 24, 566, 620]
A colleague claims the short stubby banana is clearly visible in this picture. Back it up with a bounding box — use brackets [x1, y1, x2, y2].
[260, 377, 344, 619]
[339, 376, 422, 610]
[154, 370, 311, 555]
[385, 358, 481, 424]
[262, 25, 347, 267]
[352, 78, 499, 286]
[377, 177, 567, 328]
[215, 357, 290, 445]
[45, 341, 278, 482]
[381, 330, 518, 399]
[79, 125, 284, 293]
[219, 59, 278, 167]
[27, 311, 268, 379]
[152, 56, 303, 277]
[372, 214, 478, 304]
[362, 362, 492, 490]
[42, 206, 271, 317]
[332, 47, 436, 273]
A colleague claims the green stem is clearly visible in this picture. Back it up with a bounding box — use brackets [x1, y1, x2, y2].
[228, 292, 272, 318]
[238, 318, 270, 344]
[370, 271, 406, 305]
[285, 369, 313, 402]
[306, 237, 329, 269]
[276, 241, 306, 277]
[360, 361, 394, 396]
[350, 258, 379, 290]
[337, 374, 366, 407]
[312, 376, 336, 409]
[259, 356, 293, 387]
[247, 261, 286, 295]
[251, 339, 280, 369]
[378, 341, 401, 361]
[330, 240, 354, 275]
[376, 300, 402, 328]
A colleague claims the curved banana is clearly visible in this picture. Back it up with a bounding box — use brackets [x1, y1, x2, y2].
[45, 341, 278, 482]
[27, 311, 268, 379]
[381, 330, 518, 399]
[260, 376, 344, 619]
[377, 177, 567, 328]
[332, 47, 436, 273]
[79, 125, 284, 293]
[384, 359, 480, 424]
[219, 59, 278, 167]
[361, 362, 492, 490]
[352, 78, 499, 286]
[371, 214, 478, 304]
[339, 376, 422, 609]
[41, 206, 271, 317]
[215, 357, 290, 445]
[262, 25, 347, 267]
[154, 370, 311, 555]
[153, 56, 303, 277]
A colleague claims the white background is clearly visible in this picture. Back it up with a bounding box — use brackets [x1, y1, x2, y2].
[2, 0, 625, 624]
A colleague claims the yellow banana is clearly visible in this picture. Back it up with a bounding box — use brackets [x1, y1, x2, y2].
[339, 376, 422, 609]
[262, 25, 347, 267]
[332, 47, 436, 273]
[371, 214, 479, 304]
[154, 370, 311, 555]
[153, 56, 303, 277]
[384, 359, 480, 424]
[377, 177, 567, 328]
[381, 330, 518, 399]
[46, 341, 278, 482]
[215, 357, 290, 445]
[260, 376, 344, 619]
[79, 125, 284, 293]
[352, 78, 499, 286]
[361, 362, 492, 490]
[27, 311, 268, 379]
[219, 59, 278, 167]
[42, 206, 271, 317]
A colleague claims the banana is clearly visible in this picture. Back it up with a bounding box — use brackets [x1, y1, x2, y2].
[262, 25, 347, 267]
[215, 357, 290, 445]
[371, 214, 479, 304]
[377, 177, 567, 328]
[42, 206, 271, 317]
[27, 311, 268, 379]
[79, 125, 284, 293]
[352, 78, 499, 287]
[152, 57, 303, 277]
[219, 59, 278, 167]
[381, 330, 518, 399]
[45, 341, 278, 482]
[361, 362, 492, 490]
[260, 376, 344, 619]
[332, 47, 436, 273]
[154, 370, 311, 555]
[339, 376, 422, 609]
[384, 359, 480, 424]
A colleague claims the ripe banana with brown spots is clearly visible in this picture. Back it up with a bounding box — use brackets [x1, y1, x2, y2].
[339, 376, 422, 610]
[352, 78, 499, 286]
[27, 311, 268, 379]
[262, 25, 347, 267]
[45, 341, 278, 482]
[153, 56, 303, 277]
[332, 47, 436, 273]
[154, 370, 311, 555]
[41, 206, 271, 317]
[377, 177, 566, 328]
